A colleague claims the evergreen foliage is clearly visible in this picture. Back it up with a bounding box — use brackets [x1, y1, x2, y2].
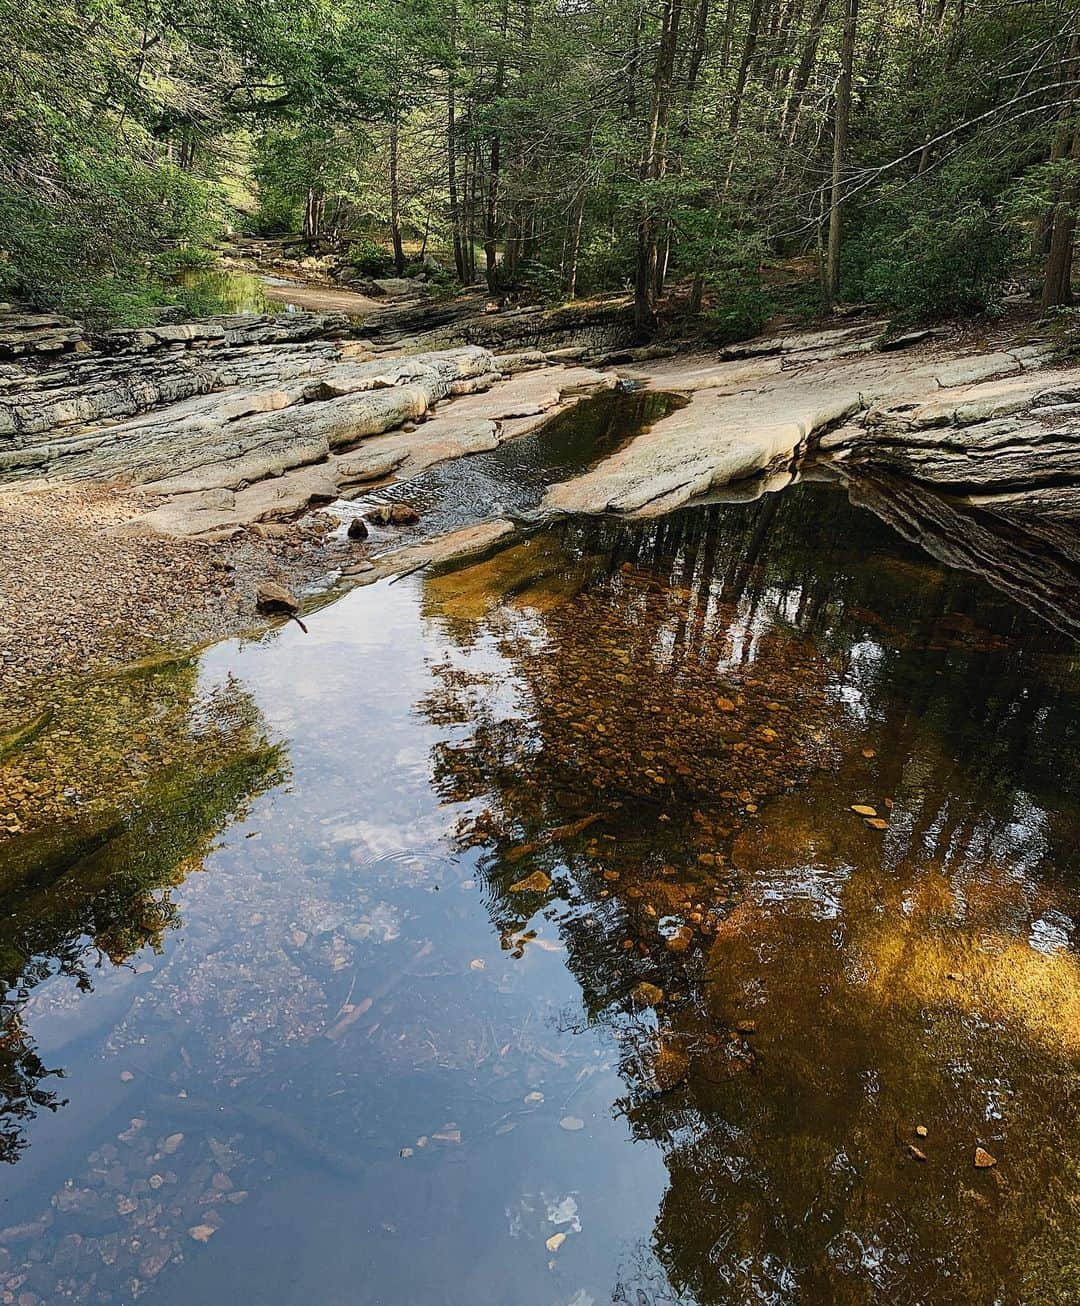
[0, 0, 1076, 327]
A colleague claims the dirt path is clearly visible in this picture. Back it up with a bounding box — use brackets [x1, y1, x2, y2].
[261, 277, 385, 316]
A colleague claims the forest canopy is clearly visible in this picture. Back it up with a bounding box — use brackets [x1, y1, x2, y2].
[1, 0, 1078, 330]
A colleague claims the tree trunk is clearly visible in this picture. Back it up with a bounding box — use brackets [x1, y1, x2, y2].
[447, 4, 467, 283]
[389, 120, 406, 275]
[466, 140, 478, 283]
[824, 0, 858, 309]
[1041, 122, 1080, 310]
[566, 191, 586, 297]
[484, 0, 510, 293]
[663, 0, 709, 293]
[721, 0, 764, 194]
[729, 0, 764, 134]
[634, 0, 683, 337]
[655, 233, 671, 298]
[504, 208, 521, 283]
[1033, 33, 1079, 264]
[781, 0, 829, 144]
[303, 187, 324, 241]
[484, 133, 501, 292]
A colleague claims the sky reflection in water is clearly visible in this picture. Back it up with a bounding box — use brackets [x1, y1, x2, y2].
[0, 482, 1077, 1306]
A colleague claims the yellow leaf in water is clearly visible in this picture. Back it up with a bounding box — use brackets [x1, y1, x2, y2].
[851, 804, 877, 817]
[546, 1233, 567, 1252]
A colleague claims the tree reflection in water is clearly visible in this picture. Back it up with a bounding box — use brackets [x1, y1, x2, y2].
[0, 661, 284, 1163]
[420, 482, 1080, 1303]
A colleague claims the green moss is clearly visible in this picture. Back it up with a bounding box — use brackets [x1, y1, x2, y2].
[0, 707, 54, 764]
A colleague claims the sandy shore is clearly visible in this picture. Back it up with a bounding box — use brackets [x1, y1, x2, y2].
[261, 277, 384, 316]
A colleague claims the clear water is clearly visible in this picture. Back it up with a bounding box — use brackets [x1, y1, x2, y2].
[353, 386, 683, 543]
[0, 453, 1078, 1304]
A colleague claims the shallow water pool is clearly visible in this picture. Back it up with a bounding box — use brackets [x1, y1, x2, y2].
[0, 476, 1077, 1305]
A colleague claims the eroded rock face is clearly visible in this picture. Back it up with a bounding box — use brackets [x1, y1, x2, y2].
[1, 331, 494, 485]
[0, 312, 350, 455]
[843, 470, 1080, 639]
[0, 308, 87, 358]
[0, 291, 626, 540]
[830, 368, 1080, 495]
[545, 323, 1079, 516]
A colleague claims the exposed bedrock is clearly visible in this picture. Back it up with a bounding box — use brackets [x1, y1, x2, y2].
[0, 296, 634, 532]
[356, 291, 637, 354]
[136, 364, 613, 538]
[0, 311, 350, 450]
[1, 344, 498, 486]
[823, 367, 1080, 496]
[545, 321, 1080, 515]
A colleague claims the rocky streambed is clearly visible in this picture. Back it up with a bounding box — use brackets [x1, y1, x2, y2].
[1, 290, 1078, 702]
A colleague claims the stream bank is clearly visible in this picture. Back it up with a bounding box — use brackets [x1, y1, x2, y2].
[0, 288, 641, 707]
[1, 284, 1078, 712]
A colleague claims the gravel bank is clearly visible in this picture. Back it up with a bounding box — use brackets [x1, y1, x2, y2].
[0, 483, 353, 717]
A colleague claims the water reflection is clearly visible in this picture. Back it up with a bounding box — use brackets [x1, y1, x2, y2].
[0, 481, 1074, 1304]
[843, 466, 1080, 640]
[419, 486, 1080, 1302]
[176, 269, 277, 316]
[0, 661, 283, 1164]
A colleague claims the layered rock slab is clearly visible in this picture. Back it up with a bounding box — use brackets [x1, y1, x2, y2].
[545, 323, 1073, 516]
[133, 362, 612, 537]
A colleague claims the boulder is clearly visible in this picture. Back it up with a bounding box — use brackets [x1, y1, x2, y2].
[255, 582, 300, 615]
[364, 503, 420, 526]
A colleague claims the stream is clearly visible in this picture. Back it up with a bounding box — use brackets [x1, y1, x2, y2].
[0, 391, 1077, 1305]
[351, 386, 682, 542]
